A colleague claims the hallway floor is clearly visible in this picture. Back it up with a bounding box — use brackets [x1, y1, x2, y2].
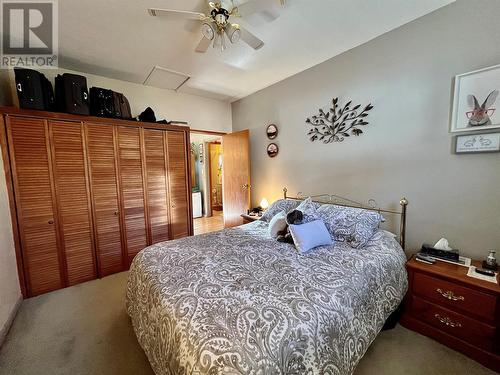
[193, 210, 224, 235]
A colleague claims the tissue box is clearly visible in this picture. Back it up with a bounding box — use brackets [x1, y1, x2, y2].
[421, 244, 459, 261]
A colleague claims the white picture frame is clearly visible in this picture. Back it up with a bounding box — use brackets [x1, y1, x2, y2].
[450, 64, 500, 133]
[454, 132, 500, 154]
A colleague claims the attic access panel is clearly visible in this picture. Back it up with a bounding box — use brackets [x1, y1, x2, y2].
[143, 65, 190, 91]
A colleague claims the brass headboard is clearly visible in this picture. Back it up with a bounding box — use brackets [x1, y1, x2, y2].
[282, 187, 408, 250]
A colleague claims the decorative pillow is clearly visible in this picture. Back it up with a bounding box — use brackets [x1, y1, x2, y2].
[268, 210, 287, 238]
[317, 204, 384, 248]
[261, 199, 301, 222]
[295, 197, 320, 223]
[289, 219, 333, 254]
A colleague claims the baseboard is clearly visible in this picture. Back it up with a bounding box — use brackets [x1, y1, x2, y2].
[0, 295, 22, 348]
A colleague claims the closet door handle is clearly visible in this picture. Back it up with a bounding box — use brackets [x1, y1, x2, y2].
[48, 220, 54, 225]
[113, 211, 118, 216]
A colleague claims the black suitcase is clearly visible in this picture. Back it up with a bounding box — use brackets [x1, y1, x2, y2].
[41, 75, 55, 111]
[55, 73, 89, 115]
[111, 92, 122, 118]
[14, 68, 52, 110]
[112, 92, 132, 119]
[89, 87, 115, 118]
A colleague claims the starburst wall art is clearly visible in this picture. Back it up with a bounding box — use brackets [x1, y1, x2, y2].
[306, 97, 374, 143]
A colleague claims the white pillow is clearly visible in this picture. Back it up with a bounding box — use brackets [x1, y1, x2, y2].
[261, 199, 301, 222]
[295, 197, 320, 223]
[268, 210, 287, 238]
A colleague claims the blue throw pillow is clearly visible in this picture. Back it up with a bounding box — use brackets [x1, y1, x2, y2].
[289, 219, 333, 254]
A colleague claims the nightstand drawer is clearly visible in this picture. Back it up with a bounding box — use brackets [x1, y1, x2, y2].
[412, 297, 495, 352]
[413, 272, 497, 321]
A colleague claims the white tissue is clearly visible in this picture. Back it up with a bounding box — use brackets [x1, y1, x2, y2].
[434, 238, 452, 251]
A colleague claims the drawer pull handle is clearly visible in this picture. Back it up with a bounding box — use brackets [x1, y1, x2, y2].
[434, 313, 462, 328]
[436, 288, 464, 301]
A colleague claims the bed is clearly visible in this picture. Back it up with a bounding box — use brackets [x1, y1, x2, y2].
[126, 191, 409, 375]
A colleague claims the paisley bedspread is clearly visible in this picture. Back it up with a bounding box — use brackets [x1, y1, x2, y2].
[126, 220, 408, 375]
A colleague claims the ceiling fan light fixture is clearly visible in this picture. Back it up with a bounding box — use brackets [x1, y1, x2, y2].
[225, 23, 241, 44]
[213, 32, 221, 49]
[214, 13, 227, 24]
[148, 0, 268, 54]
[212, 31, 228, 51]
[221, 32, 227, 51]
[201, 22, 215, 40]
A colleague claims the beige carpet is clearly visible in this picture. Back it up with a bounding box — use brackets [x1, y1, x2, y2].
[0, 272, 496, 375]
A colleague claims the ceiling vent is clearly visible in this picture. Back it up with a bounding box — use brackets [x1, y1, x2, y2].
[143, 66, 190, 91]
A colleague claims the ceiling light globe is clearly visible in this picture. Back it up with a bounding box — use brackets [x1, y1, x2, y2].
[229, 28, 241, 43]
[201, 23, 215, 40]
[226, 24, 241, 44]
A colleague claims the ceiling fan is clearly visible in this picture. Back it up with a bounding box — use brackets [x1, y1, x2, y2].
[147, 0, 285, 53]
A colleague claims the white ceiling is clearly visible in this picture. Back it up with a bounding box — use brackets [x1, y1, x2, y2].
[58, 0, 454, 102]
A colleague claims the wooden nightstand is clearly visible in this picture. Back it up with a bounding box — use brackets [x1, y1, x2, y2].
[241, 213, 261, 224]
[401, 255, 500, 372]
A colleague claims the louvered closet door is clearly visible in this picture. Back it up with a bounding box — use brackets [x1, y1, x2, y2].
[143, 129, 170, 244]
[49, 121, 96, 285]
[166, 130, 191, 239]
[6, 116, 63, 295]
[85, 123, 124, 276]
[117, 126, 148, 265]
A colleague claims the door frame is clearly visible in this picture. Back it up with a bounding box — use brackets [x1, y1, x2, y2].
[207, 141, 222, 213]
[190, 130, 226, 218]
[190, 129, 227, 136]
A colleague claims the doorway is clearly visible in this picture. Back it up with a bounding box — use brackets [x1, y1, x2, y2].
[190, 132, 224, 235]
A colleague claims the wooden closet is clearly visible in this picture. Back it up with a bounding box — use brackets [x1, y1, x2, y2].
[0, 107, 193, 297]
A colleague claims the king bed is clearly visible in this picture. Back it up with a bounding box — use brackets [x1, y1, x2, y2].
[126, 190, 409, 375]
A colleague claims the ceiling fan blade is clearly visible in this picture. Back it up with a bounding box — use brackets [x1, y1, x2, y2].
[195, 36, 211, 53]
[147, 8, 205, 21]
[240, 27, 264, 50]
[236, 0, 281, 20]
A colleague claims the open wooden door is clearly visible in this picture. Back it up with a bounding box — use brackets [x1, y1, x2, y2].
[222, 130, 250, 227]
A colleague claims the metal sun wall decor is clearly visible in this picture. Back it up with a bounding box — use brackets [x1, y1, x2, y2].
[306, 97, 374, 143]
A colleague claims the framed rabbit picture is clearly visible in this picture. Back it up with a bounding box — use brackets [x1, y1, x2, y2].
[451, 64, 500, 133]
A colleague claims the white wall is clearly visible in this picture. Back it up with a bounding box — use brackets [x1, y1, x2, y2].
[232, 0, 500, 259]
[0, 70, 20, 346]
[0, 67, 231, 342]
[0, 154, 21, 346]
